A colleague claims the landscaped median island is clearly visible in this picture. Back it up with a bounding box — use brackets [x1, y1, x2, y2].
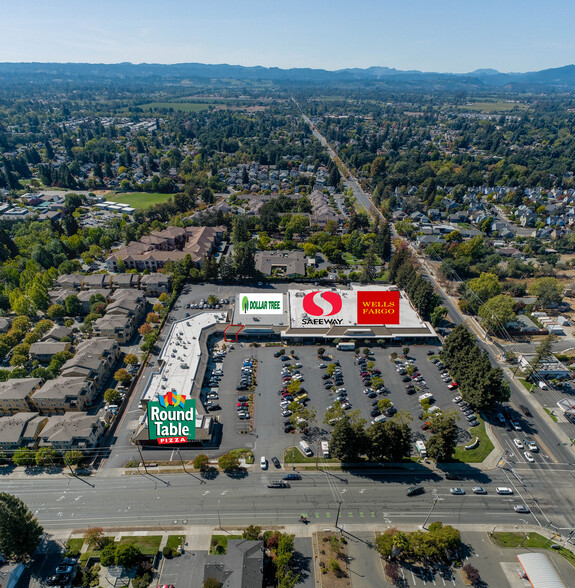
[313, 532, 351, 587]
[453, 417, 494, 463]
[489, 531, 575, 567]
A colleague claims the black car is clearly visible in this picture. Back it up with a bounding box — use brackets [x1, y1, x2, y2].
[238, 395, 249, 402]
[268, 481, 290, 488]
[271, 456, 281, 468]
[274, 351, 283, 358]
[284, 473, 302, 480]
[206, 403, 221, 411]
[284, 424, 294, 433]
[370, 408, 381, 417]
[322, 374, 331, 380]
[407, 485, 425, 496]
[402, 376, 412, 382]
[236, 384, 248, 391]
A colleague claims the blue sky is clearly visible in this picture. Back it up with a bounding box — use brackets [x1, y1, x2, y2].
[2, 0, 574, 72]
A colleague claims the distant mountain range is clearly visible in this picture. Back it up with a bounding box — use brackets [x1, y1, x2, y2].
[1, 62, 575, 89]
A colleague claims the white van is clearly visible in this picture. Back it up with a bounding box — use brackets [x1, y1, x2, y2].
[299, 440, 313, 457]
[321, 441, 330, 458]
[428, 406, 441, 414]
[537, 381, 548, 390]
[415, 440, 427, 457]
[419, 392, 433, 402]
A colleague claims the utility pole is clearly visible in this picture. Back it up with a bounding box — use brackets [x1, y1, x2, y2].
[335, 500, 343, 531]
[137, 444, 148, 473]
[217, 500, 222, 530]
[177, 448, 187, 473]
[422, 497, 438, 530]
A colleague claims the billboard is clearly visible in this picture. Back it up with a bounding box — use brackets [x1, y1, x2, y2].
[239, 293, 284, 315]
[357, 290, 400, 325]
[147, 391, 196, 444]
[290, 288, 402, 327]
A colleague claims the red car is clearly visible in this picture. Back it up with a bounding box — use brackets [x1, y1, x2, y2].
[236, 402, 248, 407]
[420, 422, 431, 431]
[447, 382, 458, 390]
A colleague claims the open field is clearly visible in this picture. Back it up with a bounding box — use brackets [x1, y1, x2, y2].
[460, 100, 528, 112]
[137, 101, 212, 112]
[107, 191, 174, 208]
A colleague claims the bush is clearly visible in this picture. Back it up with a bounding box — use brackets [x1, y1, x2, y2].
[203, 578, 222, 588]
[131, 572, 151, 588]
[329, 559, 342, 576]
[385, 561, 400, 582]
[100, 543, 116, 567]
[462, 564, 480, 585]
[162, 546, 173, 558]
[242, 525, 261, 541]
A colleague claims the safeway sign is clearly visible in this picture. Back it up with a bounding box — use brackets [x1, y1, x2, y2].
[147, 391, 195, 444]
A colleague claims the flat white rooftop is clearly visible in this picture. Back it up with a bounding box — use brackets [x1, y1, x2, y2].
[142, 311, 226, 407]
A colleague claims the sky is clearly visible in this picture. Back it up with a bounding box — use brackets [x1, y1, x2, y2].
[2, 0, 574, 73]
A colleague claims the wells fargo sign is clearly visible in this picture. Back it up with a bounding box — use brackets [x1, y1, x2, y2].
[356, 290, 400, 325]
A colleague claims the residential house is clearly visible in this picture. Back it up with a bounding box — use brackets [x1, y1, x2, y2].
[0, 412, 44, 450]
[60, 338, 120, 390]
[427, 209, 440, 220]
[520, 211, 537, 227]
[203, 540, 264, 588]
[42, 325, 73, 343]
[497, 247, 524, 259]
[140, 273, 170, 297]
[111, 273, 140, 290]
[36, 411, 106, 449]
[255, 251, 306, 278]
[29, 341, 71, 363]
[107, 289, 146, 323]
[0, 379, 43, 415]
[0, 560, 26, 588]
[0, 317, 11, 333]
[81, 274, 113, 290]
[31, 377, 95, 414]
[92, 315, 134, 344]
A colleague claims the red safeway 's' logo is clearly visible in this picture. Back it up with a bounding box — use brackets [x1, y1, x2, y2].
[357, 291, 400, 325]
[302, 291, 343, 316]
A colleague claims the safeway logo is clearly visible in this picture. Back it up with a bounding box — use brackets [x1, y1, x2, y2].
[302, 291, 342, 316]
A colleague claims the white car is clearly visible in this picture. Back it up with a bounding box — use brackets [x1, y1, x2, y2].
[527, 441, 539, 452]
[260, 456, 268, 470]
[513, 439, 524, 449]
[524, 452, 534, 463]
[496, 487, 513, 495]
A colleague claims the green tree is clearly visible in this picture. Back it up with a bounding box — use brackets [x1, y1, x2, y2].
[329, 416, 367, 462]
[478, 294, 516, 335]
[124, 353, 138, 365]
[193, 453, 210, 472]
[65, 450, 84, 467]
[218, 453, 240, 471]
[0, 493, 44, 561]
[115, 543, 141, 568]
[323, 401, 347, 426]
[426, 411, 459, 462]
[114, 369, 132, 385]
[104, 388, 123, 405]
[203, 579, 223, 588]
[289, 404, 316, 432]
[35, 447, 57, 467]
[528, 333, 558, 376]
[375, 529, 396, 559]
[12, 447, 36, 467]
[528, 277, 563, 308]
[366, 413, 412, 462]
[46, 304, 66, 320]
[242, 525, 262, 540]
[466, 272, 502, 312]
[100, 543, 117, 567]
[64, 294, 81, 316]
[430, 305, 448, 328]
[360, 246, 377, 284]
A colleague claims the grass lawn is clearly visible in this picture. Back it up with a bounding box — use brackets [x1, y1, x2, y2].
[108, 191, 174, 209]
[117, 535, 162, 556]
[490, 532, 575, 567]
[519, 378, 536, 393]
[460, 101, 526, 112]
[80, 550, 99, 565]
[166, 535, 186, 551]
[229, 447, 254, 464]
[283, 447, 340, 465]
[209, 534, 242, 555]
[66, 538, 84, 553]
[544, 408, 558, 422]
[453, 417, 494, 463]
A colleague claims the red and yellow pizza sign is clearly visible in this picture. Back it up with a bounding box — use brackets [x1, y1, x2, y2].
[357, 291, 400, 325]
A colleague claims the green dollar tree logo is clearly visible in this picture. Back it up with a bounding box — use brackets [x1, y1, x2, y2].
[242, 296, 249, 313]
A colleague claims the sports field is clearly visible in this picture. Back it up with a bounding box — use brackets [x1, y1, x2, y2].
[107, 191, 174, 209]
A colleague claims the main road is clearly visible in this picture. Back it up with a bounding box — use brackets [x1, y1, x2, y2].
[4, 462, 575, 533]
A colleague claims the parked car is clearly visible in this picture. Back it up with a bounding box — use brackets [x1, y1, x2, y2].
[271, 456, 281, 468]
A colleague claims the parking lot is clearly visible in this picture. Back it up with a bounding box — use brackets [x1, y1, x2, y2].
[203, 340, 489, 466]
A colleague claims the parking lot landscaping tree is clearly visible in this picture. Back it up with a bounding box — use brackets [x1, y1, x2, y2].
[104, 388, 123, 405]
[329, 416, 367, 462]
[0, 492, 43, 561]
[124, 353, 138, 365]
[289, 404, 316, 432]
[323, 401, 348, 425]
[425, 411, 459, 463]
[366, 414, 412, 462]
[115, 543, 141, 568]
[114, 369, 132, 385]
[218, 452, 240, 471]
[317, 347, 325, 358]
